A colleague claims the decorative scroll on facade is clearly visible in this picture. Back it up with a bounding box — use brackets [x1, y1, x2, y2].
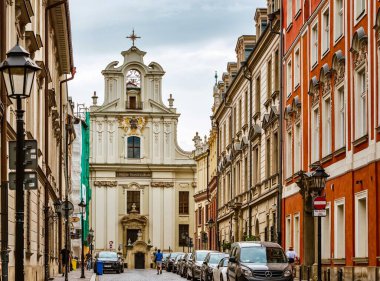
[150, 182, 174, 188]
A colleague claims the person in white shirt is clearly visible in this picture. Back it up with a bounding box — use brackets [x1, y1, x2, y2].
[286, 246, 298, 276]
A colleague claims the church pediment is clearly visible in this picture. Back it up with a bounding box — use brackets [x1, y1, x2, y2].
[121, 214, 148, 227]
[93, 98, 120, 113]
[149, 99, 178, 115]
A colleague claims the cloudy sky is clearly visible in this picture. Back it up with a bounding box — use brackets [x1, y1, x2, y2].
[69, 0, 266, 151]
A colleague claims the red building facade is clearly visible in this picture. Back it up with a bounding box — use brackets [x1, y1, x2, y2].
[282, 0, 380, 278]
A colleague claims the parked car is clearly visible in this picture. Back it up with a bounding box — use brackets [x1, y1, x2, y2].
[227, 241, 293, 281]
[162, 252, 170, 269]
[166, 252, 185, 272]
[93, 251, 123, 274]
[200, 252, 228, 281]
[212, 257, 229, 281]
[188, 250, 217, 281]
[173, 253, 185, 273]
[179, 252, 193, 277]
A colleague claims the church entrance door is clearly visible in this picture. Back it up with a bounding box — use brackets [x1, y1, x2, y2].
[134, 252, 145, 269]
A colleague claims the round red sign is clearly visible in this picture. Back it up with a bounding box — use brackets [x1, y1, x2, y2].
[313, 196, 327, 210]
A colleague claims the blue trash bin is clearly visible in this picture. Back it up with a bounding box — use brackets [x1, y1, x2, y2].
[96, 261, 104, 275]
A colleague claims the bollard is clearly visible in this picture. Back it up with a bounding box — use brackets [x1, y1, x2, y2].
[307, 266, 310, 281]
[327, 268, 330, 281]
[324, 269, 326, 281]
[299, 266, 303, 281]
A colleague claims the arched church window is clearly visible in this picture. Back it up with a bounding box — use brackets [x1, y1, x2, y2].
[126, 69, 141, 88]
[127, 136, 141, 158]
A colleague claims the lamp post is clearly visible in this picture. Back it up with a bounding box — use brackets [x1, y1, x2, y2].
[0, 43, 40, 281]
[207, 218, 215, 250]
[296, 166, 329, 281]
[87, 228, 94, 269]
[181, 232, 188, 252]
[79, 199, 87, 278]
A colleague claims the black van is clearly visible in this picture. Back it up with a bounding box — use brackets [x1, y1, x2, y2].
[227, 241, 293, 281]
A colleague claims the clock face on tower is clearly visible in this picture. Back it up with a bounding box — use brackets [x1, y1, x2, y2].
[126, 69, 141, 88]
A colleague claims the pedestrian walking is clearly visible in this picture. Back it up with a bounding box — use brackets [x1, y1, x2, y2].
[286, 246, 298, 276]
[155, 249, 163, 275]
[60, 248, 70, 276]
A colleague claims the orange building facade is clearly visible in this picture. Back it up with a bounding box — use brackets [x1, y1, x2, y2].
[282, 0, 380, 278]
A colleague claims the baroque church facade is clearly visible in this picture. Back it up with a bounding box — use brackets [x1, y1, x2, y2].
[89, 43, 196, 268]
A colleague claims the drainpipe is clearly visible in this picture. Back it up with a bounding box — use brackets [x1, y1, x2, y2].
[243, 64, 253, 237]
[1, 1, 9, 280]
[58, 67, 75, 273]
[277, 1, 284, 247]
[44, 1, 67, 280]
[215, 120, 219, 251]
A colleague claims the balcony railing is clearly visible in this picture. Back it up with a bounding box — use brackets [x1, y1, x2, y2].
[125, 101, 143, 110]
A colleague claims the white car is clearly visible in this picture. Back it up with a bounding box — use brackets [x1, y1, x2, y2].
[212, 257, 229, 281]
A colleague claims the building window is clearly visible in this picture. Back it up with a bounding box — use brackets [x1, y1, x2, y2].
[323, 96, 332, 156]
[294, 123, 301, 172]
[355, 0, 365, 20]
[198, 206, 202, 225]
[127, 136, 141, 159]
[335, 86, 345, 149]
[355, 68, 367, 138]
[294, 49, 300, 88]
[267, 59, 272, 99]
[334, 199, 345, 258]
[272, 132, 278, 173]
[238, 99, 242, 130]
[255, 75, 261, 114]
[127, 190, 140, 214]
[286, 131, 292, 178]
[179, 191, 189, 214]
[179, 224, 189, 246]
[321, 205, 331, 259]
[287, 59, 292, 97]
[311, 22, 318, 67]
[287, 0, 292, 27]
[322, 8, 330, 55]
[253, 146, 260, 184]
[244, 157, 248, 191]
[286, 216, 292, 249]
[334, 0, 343, 41]
[355, 191, 368, 258]
[266, 137, 271, 178]
[245, 91, 248, 124]
[229, 115, 232, 143]
[312, 107, 320, 162]
[275, 50, 280, 91]
[293, 214, 300, 257]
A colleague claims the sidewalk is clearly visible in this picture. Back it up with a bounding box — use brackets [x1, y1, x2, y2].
[52, 269, 96, 281]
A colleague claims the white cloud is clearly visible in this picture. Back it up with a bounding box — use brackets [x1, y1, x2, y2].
[69, 0, 266, 150]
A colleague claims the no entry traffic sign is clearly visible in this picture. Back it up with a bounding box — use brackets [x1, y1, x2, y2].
[313, 196, 327, 210]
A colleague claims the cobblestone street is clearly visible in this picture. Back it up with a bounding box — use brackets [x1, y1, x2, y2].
[98, 269, 185, 281]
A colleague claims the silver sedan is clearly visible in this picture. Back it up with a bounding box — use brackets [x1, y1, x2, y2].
[212, 257, 229, 281]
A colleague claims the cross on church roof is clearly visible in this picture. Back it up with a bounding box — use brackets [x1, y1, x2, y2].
[127, 29, 141, 47]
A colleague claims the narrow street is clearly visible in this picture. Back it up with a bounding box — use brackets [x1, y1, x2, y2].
[99, 269, 185, 281]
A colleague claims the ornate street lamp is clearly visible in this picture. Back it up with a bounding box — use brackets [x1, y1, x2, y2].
[207, 219, 215, 250]
[296, 166, 329, 281]
[79, 199, 87, 278]
[0, 43, 40, 281]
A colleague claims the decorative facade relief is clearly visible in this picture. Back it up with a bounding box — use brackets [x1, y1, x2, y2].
[119, 116, 146, 136]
